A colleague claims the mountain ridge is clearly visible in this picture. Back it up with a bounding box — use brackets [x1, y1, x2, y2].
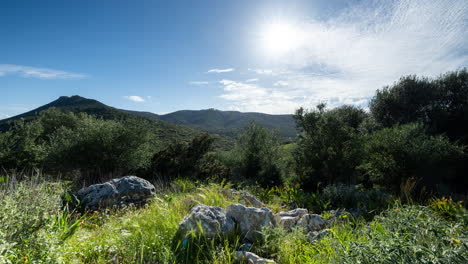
[1, 95, 297, 140]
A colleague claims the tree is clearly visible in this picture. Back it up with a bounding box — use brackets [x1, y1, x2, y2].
[357, 123, 466, 194]
[370, 69, 468, 144]
[234, 123, 283, 187]
[293, 104, 368, 191]
[148, 134, 217, 181]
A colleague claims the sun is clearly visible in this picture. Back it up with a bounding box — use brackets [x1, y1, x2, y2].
[261, 22, 303, 55]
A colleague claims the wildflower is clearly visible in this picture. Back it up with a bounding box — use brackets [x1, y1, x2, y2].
[450, 237, 461, 245]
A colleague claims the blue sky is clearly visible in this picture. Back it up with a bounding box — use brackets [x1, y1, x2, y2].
[1, 0, 467, 118]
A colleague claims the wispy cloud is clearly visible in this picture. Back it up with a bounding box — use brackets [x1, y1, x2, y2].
[0, 64, 87, 79]
[223, 0, 468, 114]
[245, 78, 259, 83]
[248, 68, 275, 75]
[207, 68, 235, 73]
[274, 81, 288, 86]
[189, 81, 209, 85]
[123, 95, 145, 102]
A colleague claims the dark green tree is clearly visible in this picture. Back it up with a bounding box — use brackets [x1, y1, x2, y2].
[234, 123, 283, 187]
[293, 104, 368, 191]
[357, 123, 466, 194]
[370, 69, 468, 144]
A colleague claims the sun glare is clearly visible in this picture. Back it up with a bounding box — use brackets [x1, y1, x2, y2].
[261, 22, 304, 55]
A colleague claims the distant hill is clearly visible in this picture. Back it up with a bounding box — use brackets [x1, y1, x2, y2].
[122, 109, 297, 140]
[159, 109, 296, 140]
[0, 96, 231, 148]
[1, 95, 297, 142]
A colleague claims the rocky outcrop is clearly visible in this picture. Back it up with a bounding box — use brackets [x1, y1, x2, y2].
[226, 204, 275, 242]
[234, 251, 276, 264]
[297, 214, 327, 232]
[274, 208, 308, 229]
[177, 204, 235, 238]
[77, 176, 155, 210]
[222, 189, 265, 208]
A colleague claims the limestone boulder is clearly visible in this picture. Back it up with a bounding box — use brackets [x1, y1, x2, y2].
[226, 204, 275, 242]
[274, 208, 308, 229]
[77, 176, 155, 210]
[177, 204, 235, 238]
[297, 214, 327, 232]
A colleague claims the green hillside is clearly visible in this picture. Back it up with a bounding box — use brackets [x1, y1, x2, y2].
[0, 95, 231, 148]
[124, 108, 297, 140]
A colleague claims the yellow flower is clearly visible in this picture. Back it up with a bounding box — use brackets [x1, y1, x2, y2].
[450, 237, 461, 245]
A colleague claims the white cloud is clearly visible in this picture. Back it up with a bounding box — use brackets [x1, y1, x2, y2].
[248, 68, 275, 75]
[222, 0, 468, 114]
[207, 68, 235, 73]
[189, 81, 209, 85]
[274, 81, 288, 86]
[0, 64, 87, 79]
[123, 96, 145, 102]
[245, 78, 259, 83]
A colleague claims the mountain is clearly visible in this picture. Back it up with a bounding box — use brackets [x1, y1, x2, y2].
[0, 96, 231, 148]
[157, 109, 296, 140]
[1, 95, 297, 142]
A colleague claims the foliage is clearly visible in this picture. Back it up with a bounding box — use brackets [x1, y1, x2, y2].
[293, 104, 368, 191]
[370, 69, 468, 145]
[0, 173, 63, 263]
[357, 122, 466, 194]
[232, 123, 283, 187]
[47, 114, 156, 177]
[146, 134, 223, 182]
[321, 184, 392, 218]
[429, 197, 468, 223]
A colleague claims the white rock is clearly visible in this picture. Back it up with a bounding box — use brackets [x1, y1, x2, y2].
[297, 214, 327, 232]
[177, 204, 235, 238]
[226, 204, 275, 242]
[234, 251, 276, 264]
[274, 208, 308, 229]
[77, 176, 155, 210]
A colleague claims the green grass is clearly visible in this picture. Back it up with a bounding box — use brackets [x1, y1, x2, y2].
[1, 175, 467, 264]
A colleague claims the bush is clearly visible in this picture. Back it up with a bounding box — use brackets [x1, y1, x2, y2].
[322, 184, 391, 217]
[46, 115, 156, 181]
[357, 123, 466, 194]
[370, 69, 468, 145]
[0, 173, 64, 263]
[147, 134, 219, 182]
[232, 123, 283, 187]
[293, 104, 368, 191]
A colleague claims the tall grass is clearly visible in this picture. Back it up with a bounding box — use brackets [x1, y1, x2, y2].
[0, 171, 64, 263]
[0, 174, 467, 264]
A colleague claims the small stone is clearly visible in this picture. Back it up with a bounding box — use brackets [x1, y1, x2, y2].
[234, 251, 276, 264]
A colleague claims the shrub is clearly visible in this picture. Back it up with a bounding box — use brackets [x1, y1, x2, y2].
[147, 134, 217, 182]
[370, 69, 468, 145]
[357, 123, 466, 194]
[233, 123, 283, 187]
[322, 184, 391, 217]
[0, 173, 64, 263]
[293, 104, 368, 191]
